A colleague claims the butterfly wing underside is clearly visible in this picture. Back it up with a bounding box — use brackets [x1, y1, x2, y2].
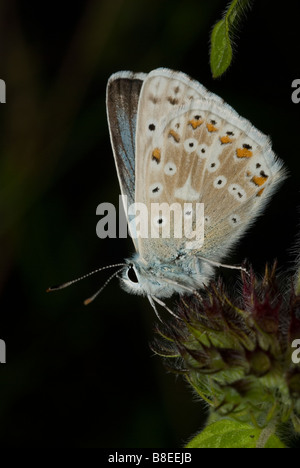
[134, 69, 285, 263]
[106, 72, 146, 246]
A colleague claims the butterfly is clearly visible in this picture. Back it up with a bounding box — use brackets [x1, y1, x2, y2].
[48, 68, 285, 315]
[105, 68, 285, 312]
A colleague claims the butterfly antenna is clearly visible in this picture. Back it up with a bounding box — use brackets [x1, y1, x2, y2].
[46, 263, 127, 292]
[84, 267, 125, 306]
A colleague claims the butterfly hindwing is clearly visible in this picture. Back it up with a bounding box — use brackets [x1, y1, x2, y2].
[134, 69, 285, 263]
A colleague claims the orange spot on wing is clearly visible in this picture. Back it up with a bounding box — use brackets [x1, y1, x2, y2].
[168, 129, 180, 143]
[188, 119, 203, 129]
[220, 135, 233, 144]
[152, 148, 161, 163]
[236, 148, 253, 159]
[252, 175, 268, 187]
[206, 123, 218, 133]
[257, 188, 265, 197]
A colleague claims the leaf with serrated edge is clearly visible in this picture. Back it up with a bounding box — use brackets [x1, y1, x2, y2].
[186, 419, 286, 448]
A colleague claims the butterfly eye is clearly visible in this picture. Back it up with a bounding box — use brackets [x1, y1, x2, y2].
[127, 266, 139, 284]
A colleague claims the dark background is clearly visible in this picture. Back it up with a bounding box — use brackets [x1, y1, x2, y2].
[0, 0, 300, 447]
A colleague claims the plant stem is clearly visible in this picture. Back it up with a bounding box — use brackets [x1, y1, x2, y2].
[256, 419, 278, 448]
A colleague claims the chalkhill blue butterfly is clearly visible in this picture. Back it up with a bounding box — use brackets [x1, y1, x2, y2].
[49, 68, 286, 314]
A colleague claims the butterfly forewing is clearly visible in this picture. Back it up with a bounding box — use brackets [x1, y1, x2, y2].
[106, 71, 146, 208]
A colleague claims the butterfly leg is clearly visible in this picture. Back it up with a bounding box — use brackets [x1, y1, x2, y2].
[147, 295, 163, 322]
[151, 296, 183, 321]
[196, 255, 250, 275]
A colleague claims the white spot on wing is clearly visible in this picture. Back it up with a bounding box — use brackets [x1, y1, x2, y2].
[153, 216, 167, 227]
[174, 174, 200, 201]
[207, 160, 220, 173]
[213, 175, 227, 189]
[164, 162, 177, 176]
[149, 183, 163, 198]
[197, 144, 209, 159]
[229, 214, 241, 226]
[184, 138, 198, 154]
[228, 184, 247, 202]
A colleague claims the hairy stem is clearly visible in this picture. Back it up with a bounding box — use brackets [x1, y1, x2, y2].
[256, 420, 278, 449]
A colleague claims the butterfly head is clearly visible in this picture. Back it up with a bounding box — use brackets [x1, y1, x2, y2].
[121, 261, 170, 298]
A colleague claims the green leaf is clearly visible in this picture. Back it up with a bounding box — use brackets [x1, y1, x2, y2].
[210, 0, 253, 78]
[186, 419, 286, 448]
[210, 19, 233, 79]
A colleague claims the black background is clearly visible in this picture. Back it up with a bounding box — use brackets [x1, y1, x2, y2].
[0, 0, 300, 447]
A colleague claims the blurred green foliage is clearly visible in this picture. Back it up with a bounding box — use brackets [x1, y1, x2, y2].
[0, 0, 299, 448]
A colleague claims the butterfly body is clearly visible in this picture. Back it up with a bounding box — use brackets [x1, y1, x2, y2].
[107, 69, 286, 301]
[121, 252, 214, 298]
